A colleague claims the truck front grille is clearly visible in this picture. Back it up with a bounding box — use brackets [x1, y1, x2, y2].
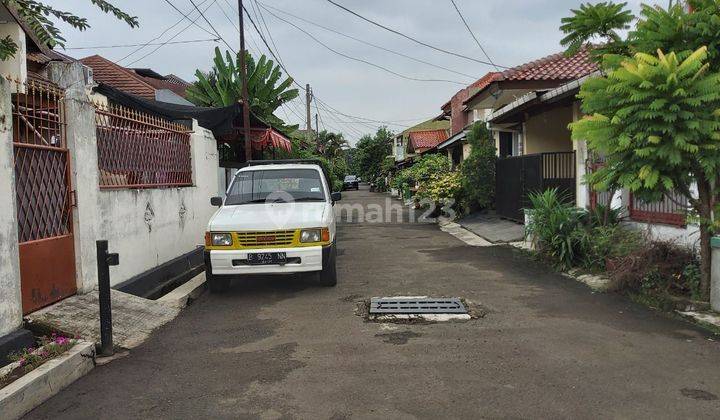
[236, 230, 296, 247]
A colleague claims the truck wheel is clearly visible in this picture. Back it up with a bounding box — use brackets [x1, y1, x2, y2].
[319, 246, 338, 287]
[207, 272, 231, 293]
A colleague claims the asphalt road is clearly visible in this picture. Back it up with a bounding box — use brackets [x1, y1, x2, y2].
[27, 186, 720, 419]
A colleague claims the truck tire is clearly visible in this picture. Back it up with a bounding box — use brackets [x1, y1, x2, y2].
[319, 245, 338, 287]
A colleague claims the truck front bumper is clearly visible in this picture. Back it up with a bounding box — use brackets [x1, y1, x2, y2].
[205, 245, 331, 275]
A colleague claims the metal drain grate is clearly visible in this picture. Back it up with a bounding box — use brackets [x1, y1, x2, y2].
[370, 297, 467, 314]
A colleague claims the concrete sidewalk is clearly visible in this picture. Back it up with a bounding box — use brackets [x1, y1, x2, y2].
[25, 290, 181, 350]
[458, 212, 525, 243]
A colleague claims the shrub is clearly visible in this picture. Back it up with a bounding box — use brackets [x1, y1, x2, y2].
[526, 189, 586, 269]
[460, 122, 496, 211]
[392, 154, 451, 197]
[607, 240, 701, 298]
[417, 171, 463, 204]
[578, 224, 644, 270]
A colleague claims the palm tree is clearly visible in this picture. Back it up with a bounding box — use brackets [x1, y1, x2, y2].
[316, 130, 348, 160]
[186, 47, 299, 128]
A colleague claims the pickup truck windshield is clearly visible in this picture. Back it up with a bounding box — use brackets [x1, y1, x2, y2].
[226, 169, 326, 205]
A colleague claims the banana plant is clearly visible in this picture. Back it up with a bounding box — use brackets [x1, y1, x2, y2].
[186, 47, 299, 129]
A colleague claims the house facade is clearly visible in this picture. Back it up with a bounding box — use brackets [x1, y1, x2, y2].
[476, 54, 696, 246]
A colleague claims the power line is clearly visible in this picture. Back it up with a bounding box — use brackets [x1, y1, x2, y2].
[188, 0, 237, 53]
[125, 1, 218, 66]
[163, 0, 218, 38]
[449, 0, 500, 72]
[324, 0, 508, 69]
[241, 4, 409, 137]
[251, 0, 286, 69]
[257, 1, 476, 80]
[116, 0, 213, 63]
[66, 38, 219, 50]
[260, 7, 466, 85]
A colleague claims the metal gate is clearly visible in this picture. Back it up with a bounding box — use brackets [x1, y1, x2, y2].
[12, 80, 76, 314]
[495, 151, 576, 222]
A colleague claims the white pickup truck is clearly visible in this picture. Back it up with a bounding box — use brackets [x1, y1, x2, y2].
[204, 160, 341, 292]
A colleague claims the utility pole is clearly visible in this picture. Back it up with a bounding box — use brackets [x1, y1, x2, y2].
[305, 83, 313, 144]
[239, 0, 252, 162]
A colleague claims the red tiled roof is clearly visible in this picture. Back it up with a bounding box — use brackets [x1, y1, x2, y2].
[464, 48, 597, 105]
[443, 72, 502, 135]
[80, 55, 156, 99]
[408, 129, 449, 150]
[501, 47, 597, 82]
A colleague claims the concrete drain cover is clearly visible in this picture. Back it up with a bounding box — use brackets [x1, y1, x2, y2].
[370, 297, 467, 314]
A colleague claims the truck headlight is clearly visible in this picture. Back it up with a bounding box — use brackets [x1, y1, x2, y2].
[300, 229, 321, 243]
[211, 233, 233, 246]
[300, 228, 330, 243]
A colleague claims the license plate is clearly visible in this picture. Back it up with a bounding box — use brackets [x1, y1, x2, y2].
[247, 252, 287, 265]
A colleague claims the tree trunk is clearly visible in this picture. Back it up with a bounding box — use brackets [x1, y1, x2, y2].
[696, 179, 713, 301]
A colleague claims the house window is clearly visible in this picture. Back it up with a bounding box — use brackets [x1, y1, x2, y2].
[499, 131, 513, 158]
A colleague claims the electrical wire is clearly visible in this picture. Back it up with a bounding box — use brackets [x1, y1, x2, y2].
[259, 7, 466, 85]
[449, 0, 500, 72]
[188, 0, 237, 53]
[66, 38, 219, 50]
[324, 0, 508, 69]
[124, 0, 218, 66]
[116, 0, 213, 63]
[163, 0, 219, 38]
[257, 1, 476, 80]
[241, 4, 412, 138]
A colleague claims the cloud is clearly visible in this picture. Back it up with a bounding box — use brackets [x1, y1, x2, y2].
[46, 0, 650, 144]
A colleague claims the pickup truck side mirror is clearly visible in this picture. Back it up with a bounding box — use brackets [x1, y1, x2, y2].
[210, 196, 223, 207]
[331, 192, 342, 203]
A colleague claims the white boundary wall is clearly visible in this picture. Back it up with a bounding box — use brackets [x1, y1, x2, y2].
[0, 60, 220, 334]
[96, 120, 218, 287]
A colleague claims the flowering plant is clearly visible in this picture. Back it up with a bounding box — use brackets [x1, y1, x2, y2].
[9, 333, 76, 372]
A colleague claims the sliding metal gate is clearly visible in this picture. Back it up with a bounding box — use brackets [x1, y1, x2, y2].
[495, 151, 576, 222]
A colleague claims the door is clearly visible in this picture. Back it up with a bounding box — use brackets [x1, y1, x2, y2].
[499, 131, 513, 158]
[12, 83, 77, 314]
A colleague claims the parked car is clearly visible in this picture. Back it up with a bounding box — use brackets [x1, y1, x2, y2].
[343, 175, 359, 190]
[205, 160, 341, 292]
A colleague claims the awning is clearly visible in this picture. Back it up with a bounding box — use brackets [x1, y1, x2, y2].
[247, 128, 292, 152]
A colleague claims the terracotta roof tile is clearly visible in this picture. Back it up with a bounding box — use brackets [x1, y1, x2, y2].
[408, 129, 449, 150]
[501, 47, 597, 82]
[80, 55, 156, 99]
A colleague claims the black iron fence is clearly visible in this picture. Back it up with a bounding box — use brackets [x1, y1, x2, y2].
[496, 151, 576, 222]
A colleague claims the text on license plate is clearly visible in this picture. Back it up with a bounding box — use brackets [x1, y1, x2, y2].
[247, 252, 287, 265]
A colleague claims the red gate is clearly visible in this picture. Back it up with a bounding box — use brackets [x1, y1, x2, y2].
[12, 80, 76, 314]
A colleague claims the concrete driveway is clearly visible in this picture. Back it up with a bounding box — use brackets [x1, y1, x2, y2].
[26, 187, 720, 419]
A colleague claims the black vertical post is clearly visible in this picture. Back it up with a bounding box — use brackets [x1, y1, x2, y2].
[97, 240, 119, 356]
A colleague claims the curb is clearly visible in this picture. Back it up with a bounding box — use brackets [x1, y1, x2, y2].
[157, 272, 206, 308]
[439, 221, 494, 247]
[0, 340, 95, 420]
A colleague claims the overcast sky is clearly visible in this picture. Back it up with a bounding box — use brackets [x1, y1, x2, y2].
[46, 0, 654, 144]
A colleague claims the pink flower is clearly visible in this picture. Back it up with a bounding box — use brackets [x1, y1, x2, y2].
[18, 357, 26, 366]
[55, 336, 69, 346]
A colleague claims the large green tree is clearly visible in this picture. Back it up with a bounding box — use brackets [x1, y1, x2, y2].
[355, 126, 393, 182]
[1, 0, 138, 60]
[564, 0, 720, 299]
[187, 47, 299, 129]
